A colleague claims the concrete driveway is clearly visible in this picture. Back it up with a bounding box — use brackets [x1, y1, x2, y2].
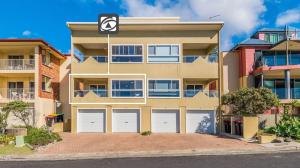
[37, 133, 261, 154]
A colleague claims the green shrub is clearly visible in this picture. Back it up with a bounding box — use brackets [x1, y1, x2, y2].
[0, 135, 15, 145]
[141, 131, 151, 136]
[24, 127, 62, 146]
[264, 114, 300, 140]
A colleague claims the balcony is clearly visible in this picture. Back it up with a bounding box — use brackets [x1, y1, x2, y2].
[184, 90, 218, 98]
[0, 88, 35, 102]
[0, 59, 35, 71]
[255, 51, 300, 68]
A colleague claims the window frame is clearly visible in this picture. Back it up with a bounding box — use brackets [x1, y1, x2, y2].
[41, 75, 52, 92]
[110, 44, 144, 63]
[41, 50, 52, 67]
[147, 44, 181, 63]
[147, 79, 181, 98]
[110, 79, 144, 98]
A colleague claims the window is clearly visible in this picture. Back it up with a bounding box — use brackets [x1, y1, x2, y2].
[148, 45, 179, 63]
[42, 50, 51, 66]
[264, 32, 285, 44]
[42, 76, 51, 92]
[111, 45, 143, 62]
[208, 47, 218, 63]
[112, 80, 143, 97]
[148, 80, 180, 97]
[289, 51, 300, 65]
[29, 55, 35, 65]
[89, 84, 107, 97]
[184, 84, 203, 97]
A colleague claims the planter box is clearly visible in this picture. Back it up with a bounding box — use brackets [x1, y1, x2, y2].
[259, 134, 276, 144]
[6, 128, 27, 136]
[243, 116, 258, 140]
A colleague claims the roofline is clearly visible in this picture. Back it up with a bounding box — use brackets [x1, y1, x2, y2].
[119, 17, 181, 19]
[231, 43, 272, 51]
[66, 21, 224, 27]
[0, 38, 66, 59]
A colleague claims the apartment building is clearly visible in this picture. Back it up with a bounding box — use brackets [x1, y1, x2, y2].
[67, 17, 223, 134]
[223, 27, 300, 112]
[0, 39, 72, 127]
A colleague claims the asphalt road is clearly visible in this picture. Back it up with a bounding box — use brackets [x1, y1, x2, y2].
[1, 152, 300, 168]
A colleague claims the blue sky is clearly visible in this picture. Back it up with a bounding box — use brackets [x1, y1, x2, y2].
[0, 0, 300, 53]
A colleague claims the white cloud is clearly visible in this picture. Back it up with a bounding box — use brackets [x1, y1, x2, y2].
[122, 0, 266, 50]
[276, 8, 300, 26]
[22, 30, 32, 36]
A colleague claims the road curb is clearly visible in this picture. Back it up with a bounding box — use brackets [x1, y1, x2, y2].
[1, 146, 300, 161]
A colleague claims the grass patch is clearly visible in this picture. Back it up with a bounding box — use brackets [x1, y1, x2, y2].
[0, 145, 32, 156]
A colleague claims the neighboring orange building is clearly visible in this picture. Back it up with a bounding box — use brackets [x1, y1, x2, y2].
[223, 27, 300, 114]
[0, 39, 73, 127]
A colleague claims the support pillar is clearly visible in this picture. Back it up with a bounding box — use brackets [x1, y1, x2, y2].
[285, 70, 291, 99]
[261, 74, 264, 87]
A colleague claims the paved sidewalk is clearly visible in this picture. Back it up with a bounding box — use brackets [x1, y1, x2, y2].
[36, 133, 261, 154]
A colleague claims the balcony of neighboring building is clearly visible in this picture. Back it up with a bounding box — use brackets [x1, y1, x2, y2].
[255, 70, 300, 100]
[0, 79, 35, 103]
[0, 47, 36, 73]
[254, 50, 300, 75]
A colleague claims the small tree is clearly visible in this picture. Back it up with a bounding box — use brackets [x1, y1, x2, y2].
[222, 88, 279, 115]
[2, 100, 31, 127]
[0, 109, 10, 134]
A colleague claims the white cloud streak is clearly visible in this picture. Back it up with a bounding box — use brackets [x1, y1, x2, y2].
[121, 0, 266, 50]
[22, 30, 32, 36]
[276, 8, 300, 26]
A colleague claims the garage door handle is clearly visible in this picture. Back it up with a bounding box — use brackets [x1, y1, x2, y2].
[90, 122, 95, 123]
[163, 122, 168, 124]
[124, 121, 129, 123]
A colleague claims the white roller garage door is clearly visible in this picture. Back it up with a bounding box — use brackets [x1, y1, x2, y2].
[186, 110, 215, 134]
[77, 109, 105, 133]
[112, 109, 140, 132]
[152, 110, 179, 133]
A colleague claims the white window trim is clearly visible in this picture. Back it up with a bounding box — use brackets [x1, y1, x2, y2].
[110, 44, 144, 64]
[147, 44, 181, 64]
[42, 75, 52, 92]
[147, 78, 181, 99]
[110, 78, 145, 99]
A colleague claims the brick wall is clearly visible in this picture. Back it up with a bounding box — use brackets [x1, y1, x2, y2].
[38, 47, 60, 100]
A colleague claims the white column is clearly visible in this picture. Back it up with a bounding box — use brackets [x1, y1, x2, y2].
[33, 46, 40, 126]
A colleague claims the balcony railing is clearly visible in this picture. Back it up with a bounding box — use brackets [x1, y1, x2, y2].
[74, 90, 108, 97]
[148, 89, 180, 97]
[184, 89, 202, 97]
[0, 59, 35, 70]
[112, 89, 143, 97]
[83, 56, 107, 63]
[183, 56, 199, 63]
[0, 88, 35, 100]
